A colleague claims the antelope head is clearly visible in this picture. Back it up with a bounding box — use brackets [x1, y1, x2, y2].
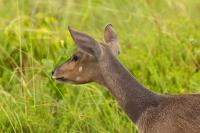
[52, 24, 120, 84]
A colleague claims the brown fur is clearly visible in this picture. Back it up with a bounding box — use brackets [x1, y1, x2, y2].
[52, 25, 200, 133]
[138, 95, 200, 133]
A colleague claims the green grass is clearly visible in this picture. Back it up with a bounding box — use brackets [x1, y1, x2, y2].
[0, 0, 200, 132]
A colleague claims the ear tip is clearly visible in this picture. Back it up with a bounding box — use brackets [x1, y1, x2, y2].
[68, 26, 72, 32]
[106, 23, 113, 27]
[68, 26, 76, 39]
[105, 24, 113, 30]
[68, 26, 77, 36]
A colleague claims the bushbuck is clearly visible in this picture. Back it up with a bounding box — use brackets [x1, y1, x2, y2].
[52, 24, 200, 133]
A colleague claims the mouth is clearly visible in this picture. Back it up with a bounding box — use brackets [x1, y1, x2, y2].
[52, 76, 77, 84]
[52, 76, 66, 81]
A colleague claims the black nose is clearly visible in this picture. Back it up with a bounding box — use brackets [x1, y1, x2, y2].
[51, 71, 54, 75]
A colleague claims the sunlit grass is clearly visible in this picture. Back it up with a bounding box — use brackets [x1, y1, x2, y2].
[0, 0, 199, 132]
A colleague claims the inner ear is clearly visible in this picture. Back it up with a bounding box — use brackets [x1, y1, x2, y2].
[104, 24, 121, 56]
[68, 27, 102, 58]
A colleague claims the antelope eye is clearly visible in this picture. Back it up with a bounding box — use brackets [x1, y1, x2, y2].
[72, 54, 78, 61]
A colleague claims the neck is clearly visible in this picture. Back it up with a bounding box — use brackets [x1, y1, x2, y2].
[95, 54, 161, 123]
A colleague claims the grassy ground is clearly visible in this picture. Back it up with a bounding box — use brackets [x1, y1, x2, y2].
[0, 0, 200, 132]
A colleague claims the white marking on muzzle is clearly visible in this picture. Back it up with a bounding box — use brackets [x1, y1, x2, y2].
[79, 66, 83, 72]
[76, 76, 81, 81]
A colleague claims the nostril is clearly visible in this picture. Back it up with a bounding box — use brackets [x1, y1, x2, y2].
[51, 71, 54, 75]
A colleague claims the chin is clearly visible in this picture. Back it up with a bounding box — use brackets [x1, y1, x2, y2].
[55, 78, 83, 85]
[56, 79, 77, 84]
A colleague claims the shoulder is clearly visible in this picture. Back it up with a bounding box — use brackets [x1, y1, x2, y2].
[137, 94, 200, 133]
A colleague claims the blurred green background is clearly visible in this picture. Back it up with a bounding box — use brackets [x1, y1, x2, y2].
[0, 0, 200, 132]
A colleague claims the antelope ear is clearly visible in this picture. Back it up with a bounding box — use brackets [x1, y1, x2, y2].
[68, 26, 101, 58]
[104, 24, 121, 56]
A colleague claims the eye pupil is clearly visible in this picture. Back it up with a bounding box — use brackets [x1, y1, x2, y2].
[72, 54, 78, 61]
